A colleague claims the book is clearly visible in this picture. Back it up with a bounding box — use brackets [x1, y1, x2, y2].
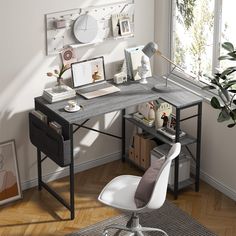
[31, 110, 47, 123]
[125, 46, 152, 80]
[49, 121, 62, 135]
[43, 85, 75, 97]
[43, 85, 76, 103]
[43, 92, 75, 103]
[156, 127, 186, 140]
[154, 100, 172, 129]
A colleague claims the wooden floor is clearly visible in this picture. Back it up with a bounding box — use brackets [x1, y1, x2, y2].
[0, 160, 236, 236]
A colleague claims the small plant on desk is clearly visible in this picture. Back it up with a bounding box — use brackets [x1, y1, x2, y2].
[47, 64, 70, 86]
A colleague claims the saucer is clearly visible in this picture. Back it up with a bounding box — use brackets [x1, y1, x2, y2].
[64, 105, 81, 112]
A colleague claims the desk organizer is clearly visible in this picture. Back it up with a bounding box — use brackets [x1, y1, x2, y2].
[29, 112, 71, 167]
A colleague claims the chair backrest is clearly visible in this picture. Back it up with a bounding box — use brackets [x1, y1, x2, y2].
[145, 143, 181, 209]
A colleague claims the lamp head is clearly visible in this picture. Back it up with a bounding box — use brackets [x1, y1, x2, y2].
[142, 42, 158, 58]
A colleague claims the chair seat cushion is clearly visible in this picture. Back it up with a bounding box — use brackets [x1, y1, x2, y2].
[134, 158, 165, 208]
[98, 175, 142, 211]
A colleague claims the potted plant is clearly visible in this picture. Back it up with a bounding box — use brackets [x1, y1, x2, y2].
[47, 64, 70, 86]
[203, 42, 236, 128]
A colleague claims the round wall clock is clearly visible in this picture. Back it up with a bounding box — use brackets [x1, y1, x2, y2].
[73, 14, 98, 44]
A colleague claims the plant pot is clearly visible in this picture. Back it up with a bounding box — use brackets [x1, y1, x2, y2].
[52, 78, 66, 93]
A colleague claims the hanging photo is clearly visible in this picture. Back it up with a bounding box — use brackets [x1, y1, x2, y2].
[0, 140, 22, 205]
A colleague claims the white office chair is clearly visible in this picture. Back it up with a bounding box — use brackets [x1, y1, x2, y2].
[98, 143, 181, 236]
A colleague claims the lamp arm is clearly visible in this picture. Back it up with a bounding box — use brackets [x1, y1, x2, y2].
[156, 50, 184, 72]
[156, 50, 197, 80]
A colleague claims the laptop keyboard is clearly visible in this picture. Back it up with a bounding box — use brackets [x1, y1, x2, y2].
[78, 82, 113, 93]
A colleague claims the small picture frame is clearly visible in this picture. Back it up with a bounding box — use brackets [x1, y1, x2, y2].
[0, 140, 22, 205]
[119, 18, 131, 36]
[167, 113, 177, 130]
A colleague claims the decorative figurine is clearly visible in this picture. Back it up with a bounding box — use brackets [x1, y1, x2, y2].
[138, 55, 150, 84]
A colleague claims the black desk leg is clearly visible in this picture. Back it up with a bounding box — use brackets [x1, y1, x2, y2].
[69, 124, 75, 220]
[37, 148, 42, 191]
[174, 108, 181, 199]
[195, 102, 202, 192]
[122, 109, 126, 162]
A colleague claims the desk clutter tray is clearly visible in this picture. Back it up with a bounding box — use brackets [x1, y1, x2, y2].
[29, 112, 71, 167]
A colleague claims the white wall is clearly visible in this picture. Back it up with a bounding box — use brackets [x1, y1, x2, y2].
[155, 1, 236, 200]
[0, 0, 154, 189]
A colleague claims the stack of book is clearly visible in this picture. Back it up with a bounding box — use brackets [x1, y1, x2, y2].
[156, 127, 186, 141]
[43, 85, 76, 103]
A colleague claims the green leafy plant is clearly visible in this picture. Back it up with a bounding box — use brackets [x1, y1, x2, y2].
[203, 42, 236, 128]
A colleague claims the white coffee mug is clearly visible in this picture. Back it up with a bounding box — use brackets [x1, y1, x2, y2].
[68, 100, 77, 110]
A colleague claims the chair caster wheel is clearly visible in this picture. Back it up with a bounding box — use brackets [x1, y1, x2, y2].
[102, 230, 108, 236]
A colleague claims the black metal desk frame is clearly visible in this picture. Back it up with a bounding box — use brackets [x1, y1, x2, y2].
[173, 101, 202, 198]
[33, 77, 202, 220]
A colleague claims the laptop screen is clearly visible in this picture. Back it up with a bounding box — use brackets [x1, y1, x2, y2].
[71, 57, 106, 88]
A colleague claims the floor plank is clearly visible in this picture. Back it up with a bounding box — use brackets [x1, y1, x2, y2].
[0, 160, 236, 235]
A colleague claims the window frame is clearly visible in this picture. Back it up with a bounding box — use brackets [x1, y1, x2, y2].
[169, 0, 223, 88]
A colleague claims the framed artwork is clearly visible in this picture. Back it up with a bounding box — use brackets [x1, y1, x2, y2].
[60, 47, 77, 66]
[119, 18, 131, 36]
[167, 113, 177, 130]
[0, 140, 22, 205]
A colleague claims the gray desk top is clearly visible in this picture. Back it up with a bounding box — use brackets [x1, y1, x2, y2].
[35, 76, 202, 124]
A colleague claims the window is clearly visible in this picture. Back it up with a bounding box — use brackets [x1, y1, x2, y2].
[171, 0, 236, 85]
[220, 0, 236, 69]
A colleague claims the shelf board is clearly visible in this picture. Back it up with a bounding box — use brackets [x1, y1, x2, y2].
[168, 178, 195, 191]
[125, 115, 197, 146]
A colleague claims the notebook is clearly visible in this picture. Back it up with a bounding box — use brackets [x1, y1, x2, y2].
[71, 57, 120, 99]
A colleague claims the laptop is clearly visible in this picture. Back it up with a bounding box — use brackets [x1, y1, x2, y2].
[71, 56, 120, 99]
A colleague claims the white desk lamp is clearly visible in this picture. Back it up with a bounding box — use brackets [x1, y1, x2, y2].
[142, 42, 185, 91]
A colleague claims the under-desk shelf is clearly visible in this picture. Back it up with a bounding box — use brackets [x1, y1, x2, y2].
[124, 115, 197, 146]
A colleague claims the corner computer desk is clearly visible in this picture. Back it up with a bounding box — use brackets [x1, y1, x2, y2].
[31, 76, 202, 220]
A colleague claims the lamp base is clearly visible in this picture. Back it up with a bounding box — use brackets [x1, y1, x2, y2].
[153, 75, 175, 92]
[153, 84, 173, 92]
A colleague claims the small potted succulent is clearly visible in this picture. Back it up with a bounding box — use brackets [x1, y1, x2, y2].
[203, 42, 236, 128]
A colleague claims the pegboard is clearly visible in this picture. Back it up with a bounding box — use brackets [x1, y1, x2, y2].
[46, 0, 135, 55]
